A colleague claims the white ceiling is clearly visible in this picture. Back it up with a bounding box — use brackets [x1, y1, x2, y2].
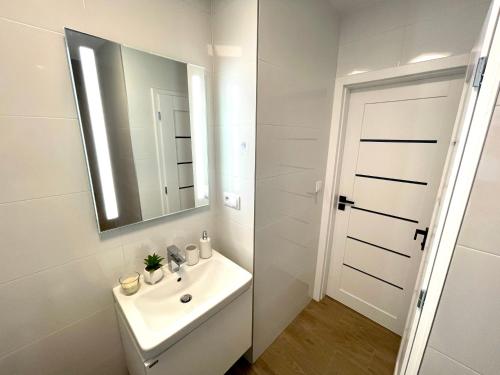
[329, 0, 384, 15]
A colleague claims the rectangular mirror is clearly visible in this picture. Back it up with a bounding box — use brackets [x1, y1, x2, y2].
[65, 29, 209, 232]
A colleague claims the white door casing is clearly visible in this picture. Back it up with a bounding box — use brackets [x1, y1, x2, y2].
[326, 75, 464, 335]
[153, 89, 194, 214]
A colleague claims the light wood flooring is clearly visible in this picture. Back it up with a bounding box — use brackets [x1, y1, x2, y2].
[226, 297, 401, 375]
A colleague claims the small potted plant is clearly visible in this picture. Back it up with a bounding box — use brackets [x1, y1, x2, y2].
[143, 252, 165, 285]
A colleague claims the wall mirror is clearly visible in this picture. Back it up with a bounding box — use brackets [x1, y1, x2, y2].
[65, 29, 209, 233]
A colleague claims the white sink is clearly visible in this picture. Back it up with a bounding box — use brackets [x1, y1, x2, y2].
[113, 250, 252, 356]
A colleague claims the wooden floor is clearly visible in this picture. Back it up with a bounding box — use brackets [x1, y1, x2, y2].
[226, 297, 401, 375]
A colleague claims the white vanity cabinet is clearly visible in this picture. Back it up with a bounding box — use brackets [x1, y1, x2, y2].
[117, 288, 252, 375]
[113, 251, 253, 375]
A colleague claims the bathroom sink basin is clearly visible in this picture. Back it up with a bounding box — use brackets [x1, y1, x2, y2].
[113, 250, 252, 355]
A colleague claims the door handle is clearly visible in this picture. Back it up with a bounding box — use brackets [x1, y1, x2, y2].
[338, 195, 355, 211]
[413, 227, 429, 251]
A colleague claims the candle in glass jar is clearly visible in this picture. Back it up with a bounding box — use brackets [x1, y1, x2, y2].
[119, 273, 140, 295]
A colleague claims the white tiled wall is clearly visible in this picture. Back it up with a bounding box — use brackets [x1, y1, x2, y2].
[0, 1, 214, 374]
[420, 93, 500, 375]
[253, 0, 339, 360]
[212, 0, 258, 273]
[336, 0, 491, 77]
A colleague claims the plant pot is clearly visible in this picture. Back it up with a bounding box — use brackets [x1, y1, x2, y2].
[143, 268, 164, 285]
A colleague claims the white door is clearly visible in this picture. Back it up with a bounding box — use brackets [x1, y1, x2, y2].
[154, 90, 194, 214]
[326, 74, 464, 334]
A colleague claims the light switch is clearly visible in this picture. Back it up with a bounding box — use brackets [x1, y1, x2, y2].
[315, 180, 323, 193]
[223, 192, 241, 210]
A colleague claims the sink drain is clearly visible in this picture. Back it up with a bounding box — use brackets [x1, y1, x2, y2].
[180, 294, 192, 303]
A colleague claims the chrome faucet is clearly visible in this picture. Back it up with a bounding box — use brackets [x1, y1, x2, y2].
[167, 245, 185, 272]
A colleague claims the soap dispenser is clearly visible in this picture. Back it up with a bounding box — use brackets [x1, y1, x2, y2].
[200, 230, 212, 259]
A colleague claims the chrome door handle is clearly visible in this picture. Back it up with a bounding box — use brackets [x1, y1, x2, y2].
[338, 195, 355, 211]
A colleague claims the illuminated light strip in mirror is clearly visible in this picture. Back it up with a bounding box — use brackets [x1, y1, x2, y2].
[188, 65, 209, 205]
[79, 46, 119, 220]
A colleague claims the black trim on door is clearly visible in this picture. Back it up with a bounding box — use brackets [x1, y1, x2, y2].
[343, 264, 404, 290]
[355, 174, 428, 186]
[347, 236, 411, 258]
[360, 139, 437, 143]
[351, 206, 418, 224]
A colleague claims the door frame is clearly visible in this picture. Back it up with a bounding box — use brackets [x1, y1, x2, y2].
[151, 88, 189, 214]
[314, 54, 470, 303]
[315, 11, 500, 371]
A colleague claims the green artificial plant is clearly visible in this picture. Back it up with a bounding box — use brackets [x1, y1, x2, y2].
[144, 253, 165, 272]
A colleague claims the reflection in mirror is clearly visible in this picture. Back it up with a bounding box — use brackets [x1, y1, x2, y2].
[65, 29, 209, 232]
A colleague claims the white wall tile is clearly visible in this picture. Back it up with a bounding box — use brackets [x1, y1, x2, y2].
[212, 0, 257, 290]
[0, 117, 88, 203]
[401, 4, 489, 65]
[420, 347, 480, 375]
[336, 29, 403, 76]
[252, 224, 313, 359]
[339, 0, 409, 46]
[428, 246, 500, 374]
[405, 0, 489, 26]
[0, 1, 216, 374]
[0, 19, 76, 117]
[213, 0, 257, 62]
[256, 125, 324, 179]
[120, 209, 215, 271]
[83, 0, 212, 67]
[213, 59, 256, 127]
[182, 0, 212, 14]
[0, 192, 121, 284]
[215, 124, 255, 180]
[0, 0, 86, 32]
[0, 246, 123, 357]
[211, 216, 254, 272]
[255, 174, 318, 230]
[459, 106, 500, 256]
[257, 61, 332, 128]
[253, 0, 339, 360]
[336, 0, 489, 76]
[0, 306, 127, 375]
[259, 0, 339, 72]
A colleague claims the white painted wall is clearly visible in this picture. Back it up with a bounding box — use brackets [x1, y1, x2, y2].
[420, 96, 500, 375]
[253, 0, 340, 360]
[212, 0, 258, 273]
[336, 0, 490, 77]
[0, 1, 214, 374]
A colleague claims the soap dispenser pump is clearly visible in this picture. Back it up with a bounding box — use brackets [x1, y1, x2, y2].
[200, 230, 212, 259]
